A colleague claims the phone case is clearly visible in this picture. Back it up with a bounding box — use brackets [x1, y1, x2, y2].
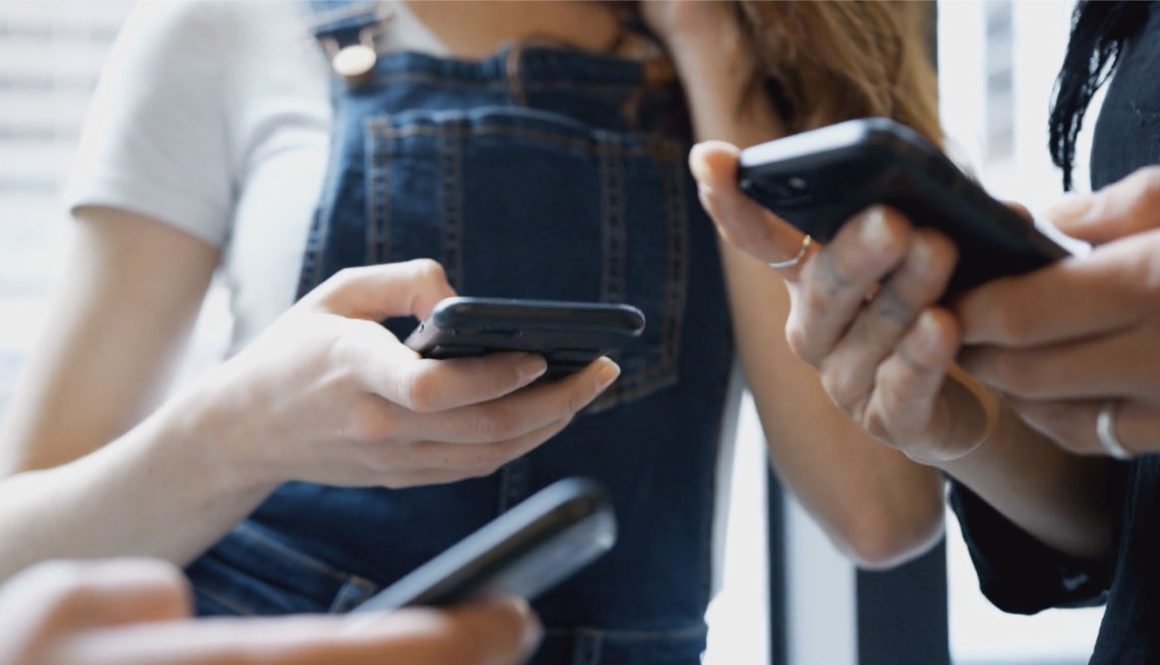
[405, 298, 645, 376]
[737, 118, 1070, 296]
[352, 478, 616, 611]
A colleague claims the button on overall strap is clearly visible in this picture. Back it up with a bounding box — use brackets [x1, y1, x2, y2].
[305, 0, 393, 83]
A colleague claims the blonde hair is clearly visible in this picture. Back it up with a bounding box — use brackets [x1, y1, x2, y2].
[734, 1, 941, 146]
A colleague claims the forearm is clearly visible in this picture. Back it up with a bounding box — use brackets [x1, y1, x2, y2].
[722, 245, 944, 567]
[666, 18, 784, 146]
[0, 395, 275, 582]
[937, 404, 1115, 560]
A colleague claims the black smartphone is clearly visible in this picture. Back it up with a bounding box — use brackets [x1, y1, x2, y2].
[352, 478, 616, 612]
[404, 297, 645, 377]
[737, 117, 1071, 296]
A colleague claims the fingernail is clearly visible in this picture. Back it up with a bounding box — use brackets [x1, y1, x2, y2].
[595, 358, 621, 389]
[489, 597, 542, 655]
[514, 598, 543, 654]
[1045, 195, 1093, 229]
[910, 234, 932, 275]
[519, 355, 548, 382]
[689, 145, 711, 182]
[861, 206, 894, 252]
[918, 311, 942, 353]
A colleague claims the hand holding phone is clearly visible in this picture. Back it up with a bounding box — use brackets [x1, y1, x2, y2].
[736, 117, 1070, 296]
[405, 297, 645, 378]
[353, 478, 616, 612]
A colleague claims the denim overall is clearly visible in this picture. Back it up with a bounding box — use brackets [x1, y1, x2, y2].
[186, 3, 734, 663]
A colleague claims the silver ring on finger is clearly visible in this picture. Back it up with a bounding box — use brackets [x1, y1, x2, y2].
[769, 234, 812, 270]
[1096, 400, 1135, 460]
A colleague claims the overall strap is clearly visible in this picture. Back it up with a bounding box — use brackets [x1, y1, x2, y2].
[304, 0, 393, 83]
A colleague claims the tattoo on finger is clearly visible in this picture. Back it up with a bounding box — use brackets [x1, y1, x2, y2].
[899, 348, 934, 375]
[873, 283, 914, 327]
[817, 250, 853, 297]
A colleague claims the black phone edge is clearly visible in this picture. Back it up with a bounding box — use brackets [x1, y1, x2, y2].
[429, 297, 645, 335]
[735, 118, 1071, 295]
[352, 478, 614, 613]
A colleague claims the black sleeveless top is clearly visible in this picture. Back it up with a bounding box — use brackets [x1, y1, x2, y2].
[950, 5, 1160, 664]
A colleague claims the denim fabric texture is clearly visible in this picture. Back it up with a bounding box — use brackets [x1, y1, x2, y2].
[187, 3, 735, 663]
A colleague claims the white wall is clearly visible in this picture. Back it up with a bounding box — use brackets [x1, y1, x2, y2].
[938, 2, 1105, 663]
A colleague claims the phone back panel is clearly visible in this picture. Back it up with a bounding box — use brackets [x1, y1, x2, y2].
[738, 118, 1069, 296]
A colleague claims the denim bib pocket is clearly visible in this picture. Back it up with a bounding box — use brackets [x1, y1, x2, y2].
[363, 105, 690, 412]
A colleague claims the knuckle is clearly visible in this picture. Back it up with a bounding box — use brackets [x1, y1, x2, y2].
[329, 266, 362, 291]
[991, 305, 1033, 345]
[410, 258, 447, 285]
[330, 320, 380, 368]
[399, 367, 440, 413]
[362, 446, 405, 474]
[469, 409, 516, 440]
[1134, 166, 1160, 198]
[819, 364, 861, 413]
[346, 398, 398, 443]
[1136, 250, 1160, 297]
[784, 320, 816, 364]
[987, 356, 1038, 398]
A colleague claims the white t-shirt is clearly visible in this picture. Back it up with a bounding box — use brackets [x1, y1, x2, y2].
[69, 0, 741, 593]
[69, 0, 444, 353]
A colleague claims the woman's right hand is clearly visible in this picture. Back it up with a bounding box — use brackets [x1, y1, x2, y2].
[177, 259, 620, 490]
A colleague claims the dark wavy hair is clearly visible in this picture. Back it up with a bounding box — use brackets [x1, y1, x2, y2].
[1048, 1, 1150, 191]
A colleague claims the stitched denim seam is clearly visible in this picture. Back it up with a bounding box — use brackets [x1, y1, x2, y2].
[298, 80, 350, 296]
[439, 120, 466, 290]
[366, 112, 687, 414]
[598, 156, 687, 401]
[662, 161, 689, 365]
[501, 458, 531, 507]
[598, 135, 627, 406]
[574, 630, 603, 665]
[231, 523, 349, 583]
[195, 586, 258, 617]
[365, 117, 392, 265]
[369, 123, 683, 160]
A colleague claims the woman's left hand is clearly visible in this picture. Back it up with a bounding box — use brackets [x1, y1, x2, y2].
[956, 167, 1160, 458]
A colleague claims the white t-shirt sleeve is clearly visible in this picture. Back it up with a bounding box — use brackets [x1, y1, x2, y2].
[67, 1, 235, 247]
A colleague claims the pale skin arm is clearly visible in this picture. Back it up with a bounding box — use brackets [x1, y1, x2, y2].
[0, 210, 266, 573]
[648, 8, 944, 567]
[0, 209, 618, 582]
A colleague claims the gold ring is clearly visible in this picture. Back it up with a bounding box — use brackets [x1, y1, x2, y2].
[768, 235, 812, 270]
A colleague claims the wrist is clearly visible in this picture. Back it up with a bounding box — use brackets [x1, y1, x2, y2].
[157, 381, 283, 497]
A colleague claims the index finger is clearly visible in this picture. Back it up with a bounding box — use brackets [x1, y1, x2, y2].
[690, 141, 816, 280]
[954, 239, 1148, 347]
